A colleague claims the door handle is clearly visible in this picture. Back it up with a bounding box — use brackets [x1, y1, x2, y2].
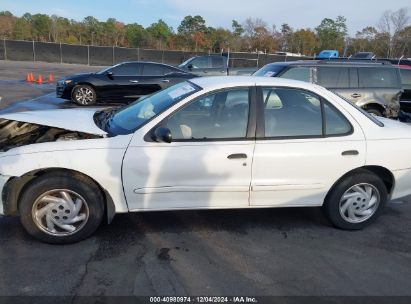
[161, 79, 170, 83]
[129, 80, 139, 83]
[342, 150, 359, 156]
[227, 153, 248, 159]
[351, 93, 361, 98]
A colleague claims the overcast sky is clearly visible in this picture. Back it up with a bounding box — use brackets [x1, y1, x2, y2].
[2, 0, 410, 35]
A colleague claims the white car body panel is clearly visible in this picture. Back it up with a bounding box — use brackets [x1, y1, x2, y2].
[0, 76, 411, 217]
[0, 135, 132, 213]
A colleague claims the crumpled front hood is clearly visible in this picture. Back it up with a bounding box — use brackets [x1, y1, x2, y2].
[0, 108, 107, 136]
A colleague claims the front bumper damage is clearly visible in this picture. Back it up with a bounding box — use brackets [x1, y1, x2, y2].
[0, 174, 11, 215]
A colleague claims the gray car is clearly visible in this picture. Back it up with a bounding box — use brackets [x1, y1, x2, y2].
[253, 60, 402, 118]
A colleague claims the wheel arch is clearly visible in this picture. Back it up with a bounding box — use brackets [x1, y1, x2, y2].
[3, 168, 116, 223]
[324, 165, 395, 204]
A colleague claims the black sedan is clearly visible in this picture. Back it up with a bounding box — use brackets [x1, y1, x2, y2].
[56, 62, 197, 105]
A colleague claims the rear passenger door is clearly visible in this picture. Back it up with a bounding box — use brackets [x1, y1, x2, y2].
[136, 63, 171, 97]
[250, 87, 366, 207]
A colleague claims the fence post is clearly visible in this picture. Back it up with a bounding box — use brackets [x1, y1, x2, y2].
[59, 42, 63, 64]
[112, 46, 115, 65]
[3, 39, 6, 60]
[87, 45, 90, 66]
[137, 48, 140, 61]
[162, 49, 164, 63]
[32, 40, 36, 61]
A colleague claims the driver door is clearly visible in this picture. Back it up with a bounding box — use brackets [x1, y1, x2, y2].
[122, 87, 256, 211]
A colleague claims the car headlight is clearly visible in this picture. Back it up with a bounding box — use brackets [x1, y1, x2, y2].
[64, 80, 73, 85]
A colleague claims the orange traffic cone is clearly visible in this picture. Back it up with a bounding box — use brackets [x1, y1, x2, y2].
[48, 73, 54, 83]
[36, 74, 43, 84]
[26, 73, 33, 82]
[30, 73, 34, 82]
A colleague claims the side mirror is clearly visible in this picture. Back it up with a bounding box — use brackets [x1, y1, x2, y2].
[106, 71, 114, 79]
[153, 127, 172, 143]
[187, 64, 193, 70]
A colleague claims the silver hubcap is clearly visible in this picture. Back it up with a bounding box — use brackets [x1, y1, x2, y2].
[339, 183, 380, 223]
[75, 87, 94, 105]
[32, 189, 89, 236]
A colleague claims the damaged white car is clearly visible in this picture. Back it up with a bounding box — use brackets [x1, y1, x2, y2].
[1, 76, 411, 244]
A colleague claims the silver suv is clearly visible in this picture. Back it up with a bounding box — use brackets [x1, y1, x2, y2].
[254, 60, 402, 117]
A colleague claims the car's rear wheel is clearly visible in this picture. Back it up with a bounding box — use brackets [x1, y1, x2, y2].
[71, 85, 97, 106]
[323, 171, 387, 230]
[19, 172, 104, 244]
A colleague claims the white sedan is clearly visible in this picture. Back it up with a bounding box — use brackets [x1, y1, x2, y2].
[0, 76, 410, 244]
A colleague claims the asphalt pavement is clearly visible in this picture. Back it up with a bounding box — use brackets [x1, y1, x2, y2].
[0, 60, 411, 298]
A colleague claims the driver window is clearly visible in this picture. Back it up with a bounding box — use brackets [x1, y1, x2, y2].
[190, 57, 209, 69]
[163, 89, 250, 140]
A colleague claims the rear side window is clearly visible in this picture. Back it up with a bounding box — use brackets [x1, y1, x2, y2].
[263, 88, 322, 137]
[110, 63, 140, 76]
[262, 88, 352, 138]
[318, 67, 350, 88]
[211, 57, 225, 68]
[400, 69, 411, 86]
[142, 64, 165, 76]
[323, 103, 352, 135]
[358, 68, 399, 88]
[279, 67, 311, 82]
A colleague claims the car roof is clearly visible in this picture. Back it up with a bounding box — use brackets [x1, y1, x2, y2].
[189, 76, 323, 92]
[266, 60, 394, 67]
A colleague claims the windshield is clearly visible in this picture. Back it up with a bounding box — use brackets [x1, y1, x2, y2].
[178, 58, 193, 68]
[106, 81, 201, 135]
[253, 65, 286, 77]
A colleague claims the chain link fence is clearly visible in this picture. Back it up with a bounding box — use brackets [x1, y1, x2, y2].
[0, 39, 311, 68]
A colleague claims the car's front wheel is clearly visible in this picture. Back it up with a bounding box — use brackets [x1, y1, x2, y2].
[19, 172, 104, 244]
[71, 85, 97, 106]
[323, 170, 387, 230]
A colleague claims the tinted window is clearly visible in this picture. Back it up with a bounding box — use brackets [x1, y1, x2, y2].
[324, 103, 352, 135]
[211, 57, 225, 68]
[358, 68, 399, 88]
[164, 89, 250, 140]
[263, 88, 322, 137]
[318, 67, 349, 88]
[110, 63, 140, 76]
[253, 64, 287, 77]
[400, 69, 411, 86]
[142, 64, 165, 76]
[190, 57, 209, 69]
[279, 67, 311, 82]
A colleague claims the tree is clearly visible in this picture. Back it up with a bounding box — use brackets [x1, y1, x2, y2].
[31, 14, 51, 41]
[232, 20, 244, 37]
[147, 19, 173, 49]
[125, 23, 146, 47]
[315, 16, 347, 52]
[292, 29, 319, 56]
[0, 11, 15, 38]
[378, 8, 410, 57]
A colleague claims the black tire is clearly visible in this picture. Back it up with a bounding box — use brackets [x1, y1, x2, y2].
[364, 105, 383, 117]
[71, 85, 97, 106]
[19, 172, 104, 244]
[323, 170, 387, 230]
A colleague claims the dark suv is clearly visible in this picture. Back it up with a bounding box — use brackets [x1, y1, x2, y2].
[253, 60, 402, 117]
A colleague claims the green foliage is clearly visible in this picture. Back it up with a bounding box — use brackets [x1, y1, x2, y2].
[315, 16, 347, 52]
[0, 10, 409, 56]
